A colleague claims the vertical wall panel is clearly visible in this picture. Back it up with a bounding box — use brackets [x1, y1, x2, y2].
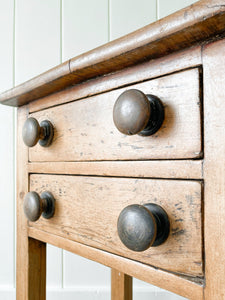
[0, 0, 14, 93]
[0, 0, 15, 289]
[0, 107, 14, 288]
[15, 0, 61, 85]
[15, 0, 63, 291]
[62, 0, 108, 61]
[109, 0, 156, 40]
[157, 0, 198, 19]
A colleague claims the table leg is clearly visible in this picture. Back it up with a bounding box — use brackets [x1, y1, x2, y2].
[17, 106, 46, 300]
[111, 268, 132, 300]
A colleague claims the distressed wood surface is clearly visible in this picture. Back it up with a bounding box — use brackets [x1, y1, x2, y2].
[111, 269, 132, 300]
[29, 68, 202, 161]
[11, 2, 225, 299]
[29, 175, 203, 276]
[17, 107, 46, 300]
[28, 227, 204, 300]
[17, 106, 29, 300]
[203, 39, 225, 299]
[28, 160, 203, 179]
[0, 0, 225, 107]
[28, 238, 46, 300]
[29, 46, 201, 113]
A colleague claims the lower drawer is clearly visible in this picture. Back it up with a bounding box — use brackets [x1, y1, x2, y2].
[29, 174, 203, 276]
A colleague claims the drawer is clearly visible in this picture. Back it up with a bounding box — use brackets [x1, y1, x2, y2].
[28, 68, 202, 161]
[28, 174, 203, 276]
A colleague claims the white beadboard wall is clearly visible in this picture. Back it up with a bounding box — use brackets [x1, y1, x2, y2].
[0, 0, 197, 299]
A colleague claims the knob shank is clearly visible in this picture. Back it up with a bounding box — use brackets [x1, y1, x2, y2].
[139, 95, 164, 136]
[144, 203, 170, 247]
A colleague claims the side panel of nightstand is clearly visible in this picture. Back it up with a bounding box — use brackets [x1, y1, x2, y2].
[203, 39, 225, 299]
[17, 106, 46, 300]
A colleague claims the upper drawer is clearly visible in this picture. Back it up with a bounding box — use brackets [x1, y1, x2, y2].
[28, 68, 202, 161]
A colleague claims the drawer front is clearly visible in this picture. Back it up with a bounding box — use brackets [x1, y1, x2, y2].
[29, 68, 202, 161]
[29, 174, 203, 276]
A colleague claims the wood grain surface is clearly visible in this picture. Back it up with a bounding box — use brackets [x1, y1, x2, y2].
[29, 68, 202, 161]
[28, 46, 201, 113]
[28, 159, 203, 179]
[28, 238, 46, 300]
[29, 174, 203, 276]
[29, 227, 204, 300]
[203, 38, 225, 299]
[0, 0, 224, 107]
[17, 107, 46, 300]
[11, 2, 225, 299]
[17, 106, 29, 300]
[111, 269, 132, 300]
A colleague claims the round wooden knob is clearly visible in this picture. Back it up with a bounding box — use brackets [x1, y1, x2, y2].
[23, 191, 55, 222]
[22, 117, 54, 147]
[113, 89, 164, 136]
[117, 203, 170, 252]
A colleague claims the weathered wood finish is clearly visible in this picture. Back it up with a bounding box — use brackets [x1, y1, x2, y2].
[17, 106, 29, 300]
[0, 0, 224, 107]
[29, 227, 204, 300]
[111, 269, 132, 300]
[28, 160, 203, 179]
[3, 1, 225, 299]
[29, 68, 202, 161]
[203, 39, 225, 299]
[29, 46, 202, 113]
[28, 238, 46, 300]
[29, 174, 203, 276]
[17, 107, 46, 300]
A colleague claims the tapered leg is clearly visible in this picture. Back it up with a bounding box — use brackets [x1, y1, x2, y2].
[111, 268, 132, 300]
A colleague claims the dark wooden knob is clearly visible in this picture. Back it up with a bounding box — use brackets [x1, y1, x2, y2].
[23, 191, 55, 222]
[117, 203, 170, 252]
[22, 117, 54, 147]
[113, 89, 164, 136]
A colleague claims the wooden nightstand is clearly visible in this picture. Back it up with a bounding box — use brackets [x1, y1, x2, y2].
[1, 1, 225, 299]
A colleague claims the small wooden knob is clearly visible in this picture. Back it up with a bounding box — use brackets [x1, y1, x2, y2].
[117, 203, 170, 252]
[22, 117, 54, 147]
[113, 89, 164, 136]
[23, 191, 55, 222]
